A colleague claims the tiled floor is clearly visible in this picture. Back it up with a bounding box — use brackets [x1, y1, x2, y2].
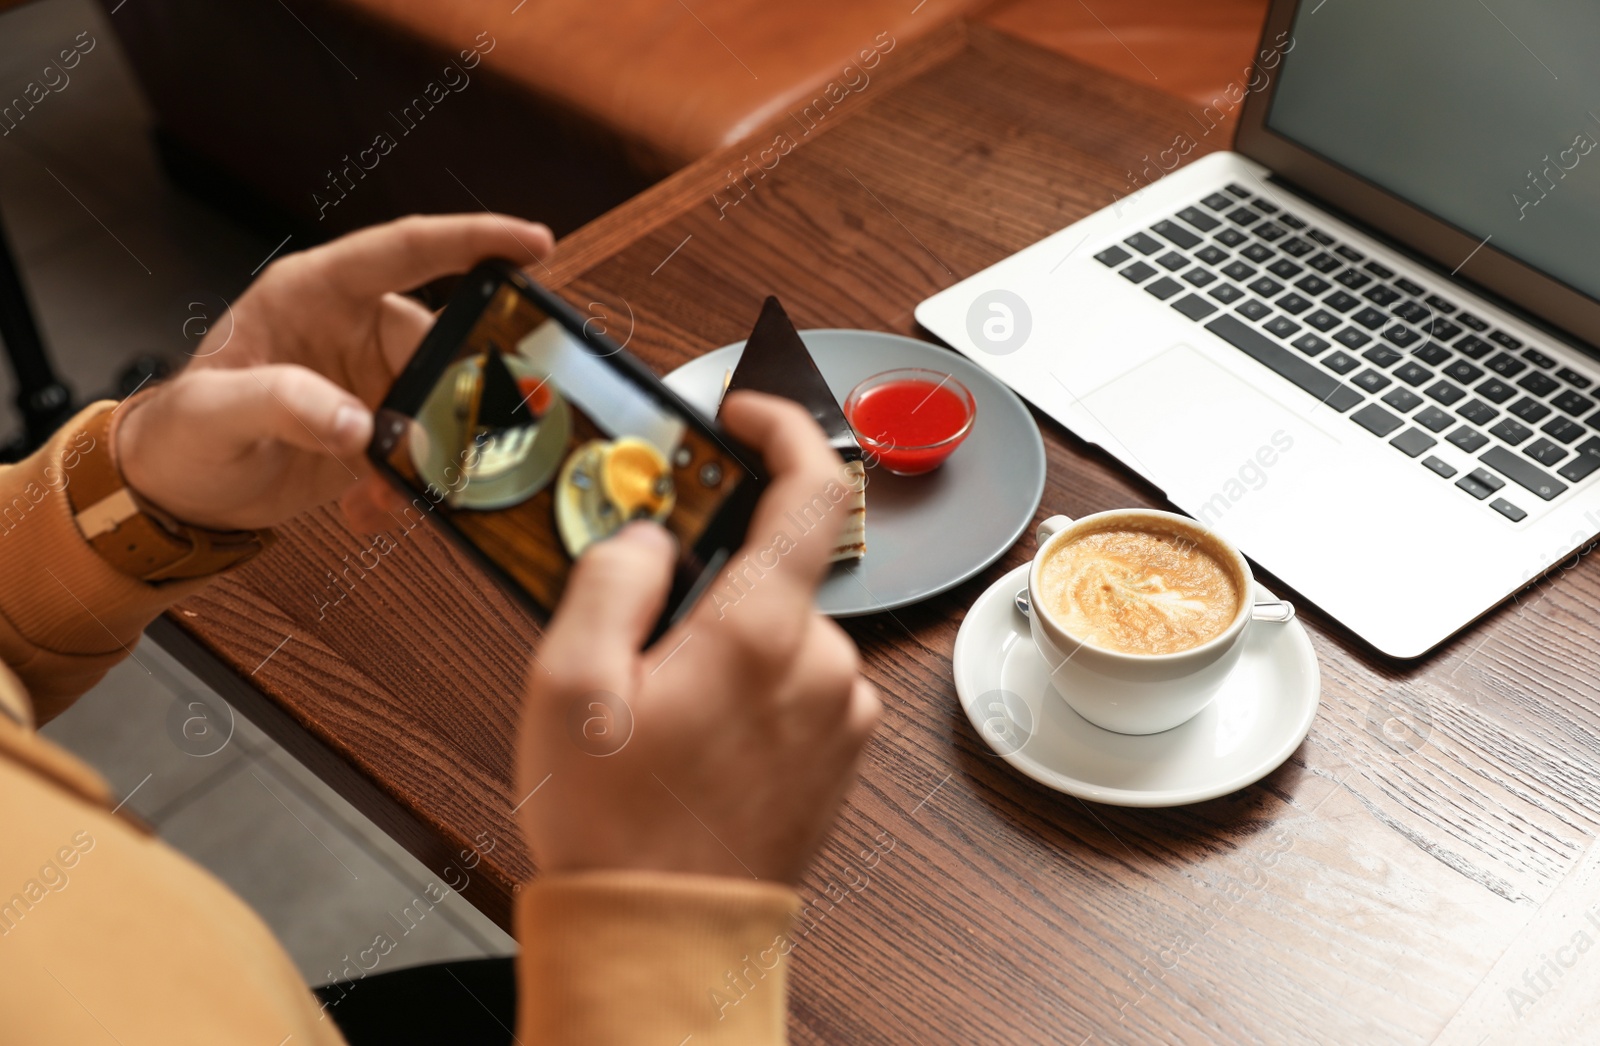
[4, 0, 515, 982]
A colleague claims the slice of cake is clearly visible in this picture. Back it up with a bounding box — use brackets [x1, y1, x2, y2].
[721, 297, 866, 562]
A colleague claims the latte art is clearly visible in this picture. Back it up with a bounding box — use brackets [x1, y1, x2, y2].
[1038, 526, 1241, 655]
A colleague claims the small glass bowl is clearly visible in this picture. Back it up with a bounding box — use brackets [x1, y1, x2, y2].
[844, 367, 976, 476]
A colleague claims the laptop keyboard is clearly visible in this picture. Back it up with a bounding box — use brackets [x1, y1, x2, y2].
[1096, 182, 1600, 522]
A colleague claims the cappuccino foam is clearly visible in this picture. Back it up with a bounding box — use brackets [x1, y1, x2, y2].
[1038, 525, 1241, 655]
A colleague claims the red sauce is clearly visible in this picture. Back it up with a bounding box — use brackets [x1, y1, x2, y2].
[515, 375, 554, 416]
[846, 378, 973, 474]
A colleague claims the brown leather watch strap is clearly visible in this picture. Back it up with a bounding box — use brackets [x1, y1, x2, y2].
[66, 404, 273, 584]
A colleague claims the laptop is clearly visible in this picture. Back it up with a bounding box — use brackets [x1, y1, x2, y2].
[915, 0, 1600, 659]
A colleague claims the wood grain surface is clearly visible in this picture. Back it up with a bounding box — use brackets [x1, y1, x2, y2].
[153, 25, 1600, 1045]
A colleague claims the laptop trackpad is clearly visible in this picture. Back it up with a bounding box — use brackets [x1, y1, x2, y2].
[1078, 342, 1346, 519]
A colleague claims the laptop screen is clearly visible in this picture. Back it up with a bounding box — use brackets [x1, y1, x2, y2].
[1266, 0, 1600, 306]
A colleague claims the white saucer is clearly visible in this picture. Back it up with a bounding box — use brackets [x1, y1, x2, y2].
[953, 564, 1321, 807]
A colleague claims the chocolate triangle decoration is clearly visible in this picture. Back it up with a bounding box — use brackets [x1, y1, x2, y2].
[475, 342, 535, 431]
[724, 297, 862, 462]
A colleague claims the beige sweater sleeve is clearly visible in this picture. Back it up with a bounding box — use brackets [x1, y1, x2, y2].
[0, 404, 799, 1044]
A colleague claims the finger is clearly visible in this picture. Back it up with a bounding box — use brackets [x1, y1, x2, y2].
[173, 364, 374, 463]
[306, 213, 555, 304]
[719, 391, 852, 590]
[538, 522, 677, 695]
[375, 291, 443, 380]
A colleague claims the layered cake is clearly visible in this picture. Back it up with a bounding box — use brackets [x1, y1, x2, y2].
[721, 298, 866, 562]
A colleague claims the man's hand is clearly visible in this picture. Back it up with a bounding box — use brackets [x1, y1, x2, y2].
[516, 392, 881, 884]
[115, 214, 553, 532]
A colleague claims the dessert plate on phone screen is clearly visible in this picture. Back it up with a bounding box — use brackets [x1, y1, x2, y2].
[664, 330, 1045, 617]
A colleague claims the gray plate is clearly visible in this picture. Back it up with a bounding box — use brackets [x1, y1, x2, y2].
[664, 329, 1046, 617]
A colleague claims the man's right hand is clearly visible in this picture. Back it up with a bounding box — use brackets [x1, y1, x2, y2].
[515, 391, 880, 884]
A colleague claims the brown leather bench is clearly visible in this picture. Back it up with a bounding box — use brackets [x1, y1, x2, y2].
[98, 0, 1268, 239]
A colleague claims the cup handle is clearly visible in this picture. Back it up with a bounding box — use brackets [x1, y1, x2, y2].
[1036, 514, 1074, 546]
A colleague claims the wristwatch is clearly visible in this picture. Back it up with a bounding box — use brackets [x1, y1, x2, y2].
[66, 404, 274, 583]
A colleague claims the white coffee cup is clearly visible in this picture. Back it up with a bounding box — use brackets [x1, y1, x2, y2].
[1028, 509, 1265, 735]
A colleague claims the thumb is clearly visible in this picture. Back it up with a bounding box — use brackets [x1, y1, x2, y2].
[539, 522, 678, 693]
[175, 364, 373, 461]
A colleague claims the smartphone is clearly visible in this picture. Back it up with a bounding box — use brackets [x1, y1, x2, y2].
[368, 260, 767, 638]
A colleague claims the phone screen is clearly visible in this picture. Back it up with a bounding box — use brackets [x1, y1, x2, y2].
[378, 279, 748, 613]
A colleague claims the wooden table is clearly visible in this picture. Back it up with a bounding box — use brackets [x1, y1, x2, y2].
[152, 24, 1600, 1044]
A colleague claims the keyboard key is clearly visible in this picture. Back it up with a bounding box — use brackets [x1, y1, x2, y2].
[1491, 498, 1528, 522]
[1394, 362, 1433, 387]
[1362, 345, 1403, 368]
[1390, 428, 1437, 457]
[1394, 277, 1425, 297]
[1307, 252, 1342, 273]
[1481, 446, 1567, 500]
[1306, 228, 1335, 246]
[1412, 342, 1452, 366]
[1209, 283, 1245, 304]
[1264, 316, 1302, 339]
[1363, 260, 1395, 279]
[1252, 197, 1280, 213]
[1382, 388, 1423, 412]
[1152, 220, 1202, 249]
[1121, 262, 1158, 283]
[1352, 402, 1403, 436]
[1222, 261, 1257, 281]
[1474, 378, 1516, 404]
[1488, 330, 1523, 351]
[1156, 250, 1190, 271]
[1280, 213, 1307, 229]
[1364, 285, 1401, 306]
[1256, 223, 1287, 242]
[1522, 348, 1556, 369]
[1425, 380, 1466, 406]
[1456, 311, 1488, 331]
[1458, 399, 1499, 425]
[1424, 294, 1458, 314]
[1196, 245, 1229, 265]
[1336, 268, 1372, 290]
[1335, 245, 1365, 263]
[1322, 350, 1360, 374]
[1225, 183, 1251, 198]
[1171, 294, 1218, 320]
[1425, 318, 1462, 342]
[1126, 232, 1163, 255]
[1305, 309, 1341, 332]
[1422, 455, 1457, 478]
[1280, 236, 1314, 257]
[1248, 277, 1284, 297]
[1447, 425, 1490, 452]
[1205, 314, 1363, 412]
[1524, 437, 1568, 466]
[1443, 360, 1484, 384]
[1509, 397, 1552, 423]
[1143, 277, 1181, 300]
[1096, 246, 1132, 267]
[1382, 325, 1422, 348]
[1276, 293, 1313, 315]
[1556, 367, 1592, 390]
[1325, 291, 1361, 313]
[1488, 418, 1532, 445]
[1352, 307, 1388, 330]
[1415, 406, 1455, 432]
[1177, 206, 1221, 232]
[1352, 368, 1392, 393]
[1486, 352, 1526, 377]
[1184, 269, 1218, 287]
[1455, 334, 1493, 359]
[1296, 275, 1332, 296]
[1542, 416, 1585, 443]
[1588, 409, 1600, 431]
[1202, 191, 1234, 211]
[1455, 474, 1496, 500]
[1468, 468, 1506, 493]
[1227, 207, 1262, 226]
[1393, 300, 1432, 325]
[1517, 371, 1559, 397]
[1552, 391, 1595, 417]
[1268, 259, 1304, 279]
[1215, 228, 1248, 247]
[1292, 333, 1330, 356]
[1557, 437, 1600, 483]
[1237, 299, 1272, 321]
